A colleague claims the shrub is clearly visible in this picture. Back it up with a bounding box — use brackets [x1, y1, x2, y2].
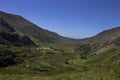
[0, 50, 20, 67]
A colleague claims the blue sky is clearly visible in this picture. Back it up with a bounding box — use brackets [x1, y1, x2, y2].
[0, 0, 120, 38]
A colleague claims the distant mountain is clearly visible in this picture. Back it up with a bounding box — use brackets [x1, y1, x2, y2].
[0, 11, 72, 46]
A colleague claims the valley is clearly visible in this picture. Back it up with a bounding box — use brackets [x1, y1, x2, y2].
[0, 11, 120, 80]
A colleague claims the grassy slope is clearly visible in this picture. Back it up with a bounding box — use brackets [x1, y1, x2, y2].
[0, 65, 120, 80]
[0, 43, 120, 80]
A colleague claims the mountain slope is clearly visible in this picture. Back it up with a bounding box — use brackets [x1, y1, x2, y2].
[0, 11, 72, 46]
[74, 27, 120, 64]
[81, 27, 120, 64]
[79, 27, 120, 50]
[90, 27, 120, 51]
[0, 16, 36, 47]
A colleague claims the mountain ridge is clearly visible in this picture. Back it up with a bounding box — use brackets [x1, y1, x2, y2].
[0, 11, 75, 46]
[0, 11, 120, 47]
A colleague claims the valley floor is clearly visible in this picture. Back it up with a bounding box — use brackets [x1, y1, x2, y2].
[0, 63, 120, 80]
[0, 44, 120, 80]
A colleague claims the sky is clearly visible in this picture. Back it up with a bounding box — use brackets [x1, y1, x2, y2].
[0, 0, 120, 39]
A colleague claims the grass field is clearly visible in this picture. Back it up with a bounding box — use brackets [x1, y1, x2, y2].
[0, 64, 120, 80]
[0, 44, 120, 80]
